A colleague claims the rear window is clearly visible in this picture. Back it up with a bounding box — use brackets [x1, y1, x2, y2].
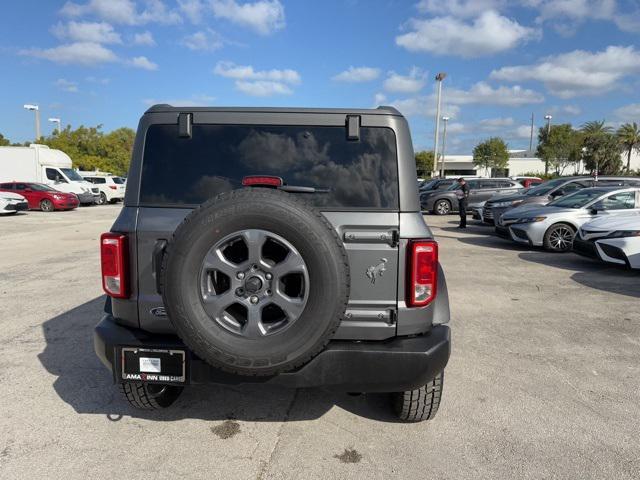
[140, 124, 399, 209]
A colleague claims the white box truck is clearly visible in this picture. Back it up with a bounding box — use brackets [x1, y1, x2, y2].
[0, 144, 100, 204]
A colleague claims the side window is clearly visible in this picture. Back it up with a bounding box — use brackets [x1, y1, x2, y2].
[96, 178, 106, 184]
[597, 179, 625, 187]
[624, 180, 640, 187]
[467, 180, 480, 189]
[46, 168, 59, 181]
[84, 177, 95, 184]
[0, 183, 14, 189]
[561, 182, 583, 194]
[600, 192, 636, 210]
[479, 180, 498, 189]
[15, 183, 27, 190]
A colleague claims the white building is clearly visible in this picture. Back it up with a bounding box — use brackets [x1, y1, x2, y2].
[434, 149, 640, 177]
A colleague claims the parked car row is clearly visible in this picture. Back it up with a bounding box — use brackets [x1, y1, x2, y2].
[459, 175, 640, 269]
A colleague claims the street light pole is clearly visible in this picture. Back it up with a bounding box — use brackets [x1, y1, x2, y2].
[544, 114, 552, 175]
[48, 117, 61, 134]
[440, 116, 449, 178]
[24, 104, 41, 141]
[433, 72, 446, 177]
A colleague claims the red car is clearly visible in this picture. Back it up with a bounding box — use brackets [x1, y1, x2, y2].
[0, 182, 79, 211]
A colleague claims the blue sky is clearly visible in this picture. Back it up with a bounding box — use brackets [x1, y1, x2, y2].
[2, 0, 640, 153]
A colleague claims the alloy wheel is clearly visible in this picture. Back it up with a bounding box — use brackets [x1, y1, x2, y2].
[549, 226, 574, 251]
[199, 229, 309, 338]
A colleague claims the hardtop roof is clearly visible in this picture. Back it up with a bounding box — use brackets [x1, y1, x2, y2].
[144, 104, 403, 116]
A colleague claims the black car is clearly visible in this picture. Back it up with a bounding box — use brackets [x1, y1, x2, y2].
[421, 178, 523, 215]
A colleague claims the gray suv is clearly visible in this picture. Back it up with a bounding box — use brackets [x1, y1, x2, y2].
[94, 105, 451, 422]
[421, 178, 523, 214]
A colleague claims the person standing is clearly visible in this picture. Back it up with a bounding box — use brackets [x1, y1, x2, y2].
[455, 177, 470, 228]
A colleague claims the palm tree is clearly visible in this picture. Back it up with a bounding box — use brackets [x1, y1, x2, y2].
[580, 120, 613, 136]
[617, 122, 640, 173]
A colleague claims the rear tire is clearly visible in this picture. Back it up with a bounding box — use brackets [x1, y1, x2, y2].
[392, 372, 444, 422]
[97, 192, 107, 205]
[119, 382, 183, 410]
[543, 223, 575, 252]
[40, 199, 54, 212]
[433, 200, 451, 215]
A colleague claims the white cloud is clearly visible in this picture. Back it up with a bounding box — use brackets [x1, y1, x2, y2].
[383, 67, 426, 93]
[332, 66, 380, 83]
[51, 21, 122, 44]
[416, 0, 506, 18]
[514, 125, 534, 138]
[55, 78, 79, 92]
[181, 30, 224, 51]
[211, 0, 285, 35]
[214, 61, 300, 83]
[235, 80, 292, 96]
[614, 103, 640, 122]
[133, 31, 156, 46]
[446, 82, 544, 106]
[385, 81, 542, 119]
[143, 94, 215, 106]
[396, 10, 539, 58]
[214, 61, 300, 96]
[21, 42, 118, 66]
[128, 55, 158, 70]
[178, 0, 205, 23]
[60, 0, 181, 25]
[374, 92, 387, 105]
[531, 0, 640, 34]
[548, 104, 582, 116]
[490, 45, 640, 98]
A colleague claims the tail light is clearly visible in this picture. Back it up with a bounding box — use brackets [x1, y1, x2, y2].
[242, 175, 283, 187]
[108, 185, 117, 190]
[101, 233, 129, 298]
[407, 240, 438, 307]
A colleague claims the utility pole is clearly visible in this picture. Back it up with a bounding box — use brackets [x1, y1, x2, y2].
[48, 117, 61, 134]
[433, 72, 446, 177]
[440, 116, 449, 178]
[24, 104, 41, 141]
[529, 113, 534, 152]
[544, 114, 552, 175]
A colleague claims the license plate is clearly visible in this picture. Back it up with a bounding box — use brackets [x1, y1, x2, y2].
[120, 347, 187, 384]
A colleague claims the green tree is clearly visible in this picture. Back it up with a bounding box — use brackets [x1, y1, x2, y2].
[580, 121, 622, 174]
[536, 124, 582, 175]
[415, 150, 435, 177]
[40, 125, 135, 175]
[472, 137, 509, 174]
[617, 122, 640, 173]
[0, 133, 10, 146]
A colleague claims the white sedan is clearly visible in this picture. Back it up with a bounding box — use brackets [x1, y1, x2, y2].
[0, 191, 28, 215]
[573, 213, 640, 269]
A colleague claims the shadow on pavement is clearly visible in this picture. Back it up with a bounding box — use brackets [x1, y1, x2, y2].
[38, 297, 401, 422]
[518, 252, 640, 298]
[437, 224, 536, 252]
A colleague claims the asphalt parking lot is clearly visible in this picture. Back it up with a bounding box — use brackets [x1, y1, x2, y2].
[0, 206, 638, 480]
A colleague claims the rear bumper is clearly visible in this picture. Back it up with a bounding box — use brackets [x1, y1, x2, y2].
[94, 314, 451, 392]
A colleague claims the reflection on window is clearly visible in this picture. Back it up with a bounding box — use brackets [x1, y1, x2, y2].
[140, 125, 399, 209]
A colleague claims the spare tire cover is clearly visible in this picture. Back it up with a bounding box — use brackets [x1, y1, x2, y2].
[161, 188, 350, 376]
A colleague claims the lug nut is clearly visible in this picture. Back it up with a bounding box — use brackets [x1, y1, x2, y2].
[266, 289, 272, 296]
[251, 264, 258, 271]
[249, 295, 259, 304]
[236, 272, 245, 280]
[265, 273, 272, 280]
[235, 288, 245, 296]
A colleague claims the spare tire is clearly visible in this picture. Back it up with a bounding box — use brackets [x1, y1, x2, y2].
[161, 188, 350, 376]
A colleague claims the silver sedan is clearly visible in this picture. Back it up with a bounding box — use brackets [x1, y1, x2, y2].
[497, 187, 640, 252]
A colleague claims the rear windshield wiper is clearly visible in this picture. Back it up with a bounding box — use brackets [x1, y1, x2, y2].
[279, 185, 331, 194]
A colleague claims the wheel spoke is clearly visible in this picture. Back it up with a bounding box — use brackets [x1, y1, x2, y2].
[203, 248, 242, 278]
[242, 230, 267, 266]
[271, 289, 305, 319]
[271, 251, 306, 277]
[243, 305, 264, 339]
[201, 289, 237, 318]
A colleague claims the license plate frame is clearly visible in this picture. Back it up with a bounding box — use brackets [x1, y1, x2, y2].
[119, 347, 187, 384]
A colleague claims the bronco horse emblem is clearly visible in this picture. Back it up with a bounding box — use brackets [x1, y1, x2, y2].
[366, 258, 387, 285]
